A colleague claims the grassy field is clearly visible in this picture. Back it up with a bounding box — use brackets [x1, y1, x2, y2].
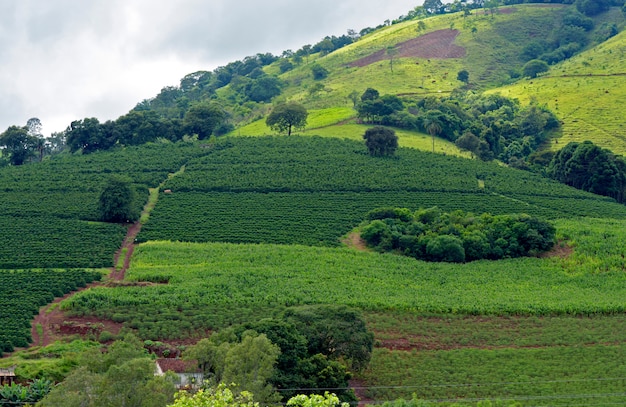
[489, 13, 626, 153]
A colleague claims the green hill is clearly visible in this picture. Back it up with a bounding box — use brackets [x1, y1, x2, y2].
[5, 3, 626, 406]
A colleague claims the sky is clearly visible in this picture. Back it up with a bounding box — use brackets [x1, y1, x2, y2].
[0, 0, 420, 135]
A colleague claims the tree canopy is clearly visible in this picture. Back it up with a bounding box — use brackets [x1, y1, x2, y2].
[363, 126, 398, 157]
[98, 175, 140, 223]
[266, 102, 308, 136]
[0, 125, 38, 165]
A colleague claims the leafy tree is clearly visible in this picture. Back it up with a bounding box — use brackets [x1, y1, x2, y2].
[363, 126, 398, 157]
[184, 331, 280, 403]
[576, 0, 610, 16]
[287, 392, 349, 407]
[168, 384, 258, 407]
[245, 76, 282, 103]
[40, 335, 176, 407]
[98, 175, 140, 223]
[311, 64, 329, 80]
[66, 117, 117, 153]
[279, 59, 294, 73]
[457, 69, 469, 84]
[386, 46, 399, 73]
[548, 141, 626, 202]
[361, 88, 380, 102]
[423, 115, 443, 153]
[455, 131, 481, 157]
[0, 125, 38, 165]
[522, 59, 549, 78]
[266, 102, 308, 136]
[183, 102, 226, 140]
[423, 0, 444, 14]
[284, 304, 374, 372]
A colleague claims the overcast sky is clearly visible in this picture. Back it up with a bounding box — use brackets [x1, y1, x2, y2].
[0, 0, 420, 135]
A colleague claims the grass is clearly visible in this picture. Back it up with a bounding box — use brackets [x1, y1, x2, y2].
[232, 120, 469, 156]
[488, 13, 626, 153]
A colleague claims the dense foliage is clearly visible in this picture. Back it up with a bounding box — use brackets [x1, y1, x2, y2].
[356, 90, 559, 164]
[548, 140, 626, 203]
[0, 379, 52, 406]
[361, 207, 555, 262]
[39, 335, 176, 407]
[363, 126, 398, 157]
[266, 103, 309, 136]
[0, 269, 101, 355]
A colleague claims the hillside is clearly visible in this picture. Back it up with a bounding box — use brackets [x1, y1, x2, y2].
[4, 2, 626, 406]
[490, 13, 626, 153]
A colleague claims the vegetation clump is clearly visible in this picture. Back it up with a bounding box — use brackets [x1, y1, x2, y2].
[361, 207, 556, 262]
[98, 175, 140, 223]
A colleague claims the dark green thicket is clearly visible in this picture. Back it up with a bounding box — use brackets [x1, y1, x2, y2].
[361, 207, 556, 262]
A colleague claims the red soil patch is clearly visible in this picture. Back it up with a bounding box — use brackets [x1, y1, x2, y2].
[349, 29, 465, 68]
[539, 241, 573, 259]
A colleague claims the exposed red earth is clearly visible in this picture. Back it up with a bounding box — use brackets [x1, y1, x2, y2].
[349, 29, 466, 68]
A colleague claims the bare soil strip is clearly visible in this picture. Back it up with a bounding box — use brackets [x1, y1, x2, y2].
[349, 29, 466, 68]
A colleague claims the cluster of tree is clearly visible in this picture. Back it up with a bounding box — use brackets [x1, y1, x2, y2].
[354, 89, 558, 164]
[184, 305, 373, 403]
[407, 0, 621, 18]
[0, 379, 52, 406]
[361, 207, 556, 263]
[39, 335, 178, 407]
[547, 141, 626, 203]
[0, 118, 65, 166]
[519, 8, 612, 72]
[62, 100, 230, 154]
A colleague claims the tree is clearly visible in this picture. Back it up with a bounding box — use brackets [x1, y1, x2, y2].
[423, 0, 444, 14]
[287, 392, 349, 407]
[183, 102, 226, 140]
[98, 175, 140, 223]
[361, 88, 380, 102]
[266, 102, 308, 136]
[457, 69, 469, 84]
[455, 131, 481, 157]
[423, 116, 443, 153]
[386, 46, 399, 73]
[66, 117, 117, 153]
[284, 305, 374, 372]
[0, 125, 38, 165]
[168, 384, 258, 407]
[522, 59, 549, 79]
[363, 126, 398, 157]
[311, 64, 329, 80]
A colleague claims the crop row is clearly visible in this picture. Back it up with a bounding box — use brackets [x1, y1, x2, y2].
[0, 216, 127, 269]
[0, 269, 101, 355]
[161, 137, 612, 208]
[65, 218, 626, 340]
[138, 190, 592, 247]
[362, 345, 626, 405]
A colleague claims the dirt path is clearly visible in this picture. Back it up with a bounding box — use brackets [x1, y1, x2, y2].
[30, 219, 143, 347]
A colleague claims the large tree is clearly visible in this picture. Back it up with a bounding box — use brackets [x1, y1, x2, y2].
[363, 126, 398, 157]
[183, 102, 226, 140]
[66, 118, 117, 153]
[0, 125, 38, 165]
[98, 175, 140, 223]
[266, 102, 308, 136]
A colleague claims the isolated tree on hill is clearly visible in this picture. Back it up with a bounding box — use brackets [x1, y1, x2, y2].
[183, 101, 226, 140]
[266, 102, 308, 136]
[423, 0, 444, 14]
[311, 64, 329, 80]
[0, 125, 38, 165]
[423, 116, 443, 153]
[457, 69, 469, 84]
[522, 59, 549, 79]
[386, 46, 399, 73]
[98, 175, 139, 223]
[363, 126, 398, 157]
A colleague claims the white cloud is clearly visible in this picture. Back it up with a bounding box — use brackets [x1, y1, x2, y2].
[0, 0, 419, 135]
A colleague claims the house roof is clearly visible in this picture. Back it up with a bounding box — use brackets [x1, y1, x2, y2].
[156, 359, 201, 374]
